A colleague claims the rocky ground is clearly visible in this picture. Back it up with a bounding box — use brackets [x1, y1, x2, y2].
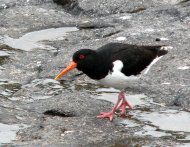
[0, 0, 190, 146]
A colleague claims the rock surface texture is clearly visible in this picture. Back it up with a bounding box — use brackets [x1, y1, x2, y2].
[0, 0, 190, 146]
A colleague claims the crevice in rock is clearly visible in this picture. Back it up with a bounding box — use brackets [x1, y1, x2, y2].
[126, 7, 146, 13]
[103, 30, 122, 38]
[78, 22, 114, 30]
[43, 109, 75, 117]
[178, 0, 190, 6]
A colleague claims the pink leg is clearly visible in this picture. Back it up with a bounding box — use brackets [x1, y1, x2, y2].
[117, 91, 133, 115]
[97, 91, 124, 121]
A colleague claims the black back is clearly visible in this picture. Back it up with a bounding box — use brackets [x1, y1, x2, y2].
[97, 43, 168, 76]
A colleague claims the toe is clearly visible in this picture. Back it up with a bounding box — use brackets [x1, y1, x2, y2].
[97, 112, 114, 121]
[109, 115, 113, 121]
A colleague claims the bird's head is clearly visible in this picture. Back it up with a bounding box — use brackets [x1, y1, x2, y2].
[54, 49, 97, 80]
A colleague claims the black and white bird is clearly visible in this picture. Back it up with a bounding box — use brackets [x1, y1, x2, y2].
[55, 43, 169, 121]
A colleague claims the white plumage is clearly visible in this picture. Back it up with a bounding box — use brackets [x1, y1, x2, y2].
[98, 60, 139, 90]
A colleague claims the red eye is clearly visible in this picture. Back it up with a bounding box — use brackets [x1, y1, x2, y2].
[79, 54, 85, 59]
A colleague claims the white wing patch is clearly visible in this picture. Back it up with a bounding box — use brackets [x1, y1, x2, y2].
[98, 60, 139, 90]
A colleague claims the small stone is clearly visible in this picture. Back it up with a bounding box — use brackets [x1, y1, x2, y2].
[155, 37, 169, 41]
[178, 66, 189, 70]
[115, 37, 126, 41]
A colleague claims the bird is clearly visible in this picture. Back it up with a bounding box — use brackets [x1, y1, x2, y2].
[54, 43, 169, 121]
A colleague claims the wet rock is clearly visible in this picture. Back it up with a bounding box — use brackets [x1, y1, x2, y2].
[0, 66, 5, 70]
[0, 1, 16, 10]
[0, 27, 78, 51]
[174, 86, 190, 109]
[76, 0, 173, 16]
[0, 79, 21, 98]
[0, 50, 10, 57]
[0, 0, 53, 8]
[0, 123, 27, 145]
[0, 50, 10, 65]
[78, 21, 114, 29]
[0, 0, 190, 146]
[12, 79, 63, 102]
[134, 125, 171, 138]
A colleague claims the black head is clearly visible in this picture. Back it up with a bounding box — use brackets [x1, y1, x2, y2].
[72, 49, 97, 71]
[54, 49, 99, 80]
[54, 48, 109, 81]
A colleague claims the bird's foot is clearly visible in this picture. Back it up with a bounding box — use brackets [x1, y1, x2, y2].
[97, 111, 115, 121]
[117, 100, 133, 115]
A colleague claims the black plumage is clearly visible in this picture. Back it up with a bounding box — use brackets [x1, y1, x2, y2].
[73, 43, 168, 79]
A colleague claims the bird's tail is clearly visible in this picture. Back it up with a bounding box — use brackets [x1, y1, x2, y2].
[143, 45, 173, 75]
[157, 45, 173, 57]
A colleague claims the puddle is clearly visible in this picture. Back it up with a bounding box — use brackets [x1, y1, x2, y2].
[60, 80, 102, 94]
[11, 79, 63, 101]
[25, 79, 62, 88]
[176, 143, 190, 147]
[0, 79, 21, 97]
[95, 87, 150, 107]
[0, 66, 5, 70]
[119, 119, 139, 128]
[0, 51, 10, 57]
[178, 134, 190, 141]
[92, 86, 190, 138]
[135, 125, 171, 137]
[0, 123, 27, 145]
[60, 81, 190, 133]
[0, 27, 78, 51]
[134, 110, 190, 132]
[177, 133, 190, 147]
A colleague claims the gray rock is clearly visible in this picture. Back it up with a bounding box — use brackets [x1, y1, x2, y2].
[174, 86, 190, 109]
[0, 0, 190, 146]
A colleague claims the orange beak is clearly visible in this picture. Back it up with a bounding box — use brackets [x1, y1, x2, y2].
[54, 61, 77, 80]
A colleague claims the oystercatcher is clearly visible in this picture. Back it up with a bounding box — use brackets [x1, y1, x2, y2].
[55, 43, 169, 121]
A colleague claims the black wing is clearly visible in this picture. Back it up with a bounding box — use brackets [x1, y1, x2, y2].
[97, 43, 168, 76]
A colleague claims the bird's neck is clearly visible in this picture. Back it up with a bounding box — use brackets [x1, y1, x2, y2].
[82, 54, 112, 80]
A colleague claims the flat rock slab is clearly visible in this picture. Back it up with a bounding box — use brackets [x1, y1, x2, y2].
[0, 0, 190, 146]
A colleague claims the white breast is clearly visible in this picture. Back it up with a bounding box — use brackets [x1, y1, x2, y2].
[97, 60, 139, 90]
